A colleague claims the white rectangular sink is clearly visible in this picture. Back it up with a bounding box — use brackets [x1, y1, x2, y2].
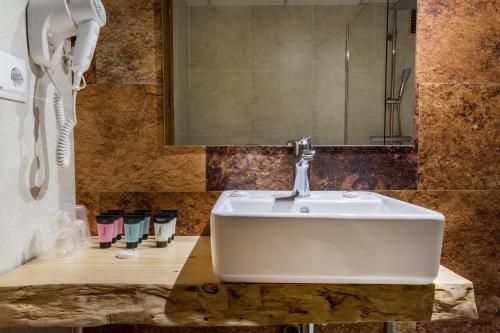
[210, 191, 444, 285]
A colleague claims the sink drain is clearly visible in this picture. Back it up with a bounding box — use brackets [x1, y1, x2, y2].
[300, 206, 310, 213]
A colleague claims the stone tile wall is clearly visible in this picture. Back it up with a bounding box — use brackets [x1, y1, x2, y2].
[78, 0, 499, 332]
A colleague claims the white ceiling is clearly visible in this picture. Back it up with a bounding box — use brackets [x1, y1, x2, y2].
[187, 0, 363, 6]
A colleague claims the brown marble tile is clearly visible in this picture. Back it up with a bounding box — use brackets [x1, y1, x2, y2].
[418, 84, 500, 190]
[413, 85, 420, 147]
[75, 84, 163, 156]
[159, 145, 206, 155]
[84, 325, 282, 333]
[85, 57, 97, 85]
[96, 0, 162, 84]
[98, 192, 220, 236]
[82, 323, 414, 333]
[206, 146, 295, 191]
[75, 84, 206, 193]
[83, 323, 417, 333]
[395, 322, 417, 333]
[416, 320, 499, 333]
[382, 191, 500, 322]
[80, 320, 499, 332]
[76, 192, 100, 235]
[315, 322, 384, 333]
[76, 151, 205, 193]
[206, 146, 417, 191]
[416, 0, 500, 84]
[312, 147, 418, 191]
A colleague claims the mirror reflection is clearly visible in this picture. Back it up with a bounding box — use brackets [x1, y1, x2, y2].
[166, 0, 416, 145]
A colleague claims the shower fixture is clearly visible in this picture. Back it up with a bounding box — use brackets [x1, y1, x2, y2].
[398, 68, 412, 100]
[386, 67, 412, 139]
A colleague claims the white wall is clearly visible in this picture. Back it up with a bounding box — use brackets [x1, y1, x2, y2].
[0, 0, 76, 275]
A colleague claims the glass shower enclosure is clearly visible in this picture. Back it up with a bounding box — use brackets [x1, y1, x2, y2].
[345, 0, 416, 145]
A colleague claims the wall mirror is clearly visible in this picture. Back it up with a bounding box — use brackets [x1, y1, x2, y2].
[163, 0, 417, 146]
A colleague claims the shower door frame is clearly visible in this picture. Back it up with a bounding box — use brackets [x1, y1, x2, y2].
[162, 0, 175, 145]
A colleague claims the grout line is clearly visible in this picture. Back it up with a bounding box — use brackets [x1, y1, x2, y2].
[187, 0, 192, 141]
[92, 190, 499, 195]
[416, 82, 420, 189]
[417, 82, 500, 87]
[376, 190, 500, 193]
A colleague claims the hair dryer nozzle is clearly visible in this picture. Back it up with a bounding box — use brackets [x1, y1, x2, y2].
[71, 19, 100, 77]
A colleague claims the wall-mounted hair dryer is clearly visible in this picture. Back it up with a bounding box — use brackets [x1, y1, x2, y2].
[27, 0, 106, 167]
[28, 0, 106, 90]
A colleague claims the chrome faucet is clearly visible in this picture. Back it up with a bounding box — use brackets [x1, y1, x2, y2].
[276, 137, 315, 200]
[292, 149, 315, 197]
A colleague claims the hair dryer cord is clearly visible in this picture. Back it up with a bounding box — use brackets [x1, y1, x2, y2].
[44, 68, 81, 168]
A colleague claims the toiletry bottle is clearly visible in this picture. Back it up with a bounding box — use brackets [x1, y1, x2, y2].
[127, 212, 146, 244]
[107, 210, 125, 240]
[157, 213, 174, 242]
[100, 212, 119, 243]
[161, 210, 178, 240]
[123, 215, 141, 249]
[153, 214, 172, 248]
[135, 210, 152, 240]
[96, 215, 115, 248]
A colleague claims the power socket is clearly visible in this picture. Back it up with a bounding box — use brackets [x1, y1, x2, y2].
[0, 51, 28, 103]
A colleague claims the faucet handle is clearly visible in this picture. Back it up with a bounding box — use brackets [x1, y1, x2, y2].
[289, 136, 311, 156]
[300, 149, 315, 162]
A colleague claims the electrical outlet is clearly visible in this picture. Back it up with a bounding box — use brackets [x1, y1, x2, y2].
[0, 51, 28, 103]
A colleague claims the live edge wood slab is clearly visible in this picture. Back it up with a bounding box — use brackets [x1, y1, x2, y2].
[0, 236, 477, 328]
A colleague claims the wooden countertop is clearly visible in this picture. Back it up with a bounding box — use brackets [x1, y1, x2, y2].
[0, 236, 478, 328]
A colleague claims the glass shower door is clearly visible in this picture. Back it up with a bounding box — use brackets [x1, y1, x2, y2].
[345, 2, 388, 145]
[345, 0, 416, 145]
